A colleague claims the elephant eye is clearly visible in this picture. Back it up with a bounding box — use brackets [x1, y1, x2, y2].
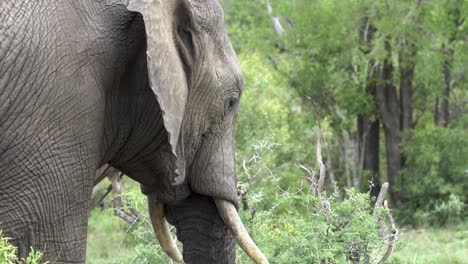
[225, 97, 238, 115]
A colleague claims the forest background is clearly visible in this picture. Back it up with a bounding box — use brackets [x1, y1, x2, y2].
[84, 0, 467, 263]
[0, 0, 457, 263]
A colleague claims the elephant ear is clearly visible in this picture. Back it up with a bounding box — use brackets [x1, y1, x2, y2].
[128, 0, 188, 185]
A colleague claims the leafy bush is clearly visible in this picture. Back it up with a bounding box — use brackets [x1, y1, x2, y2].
[0, 231, 48, 264]
[399, 124, 467, 226]
[429, 194, 464, 226]
[237, 188, 391, 264]
[91, 182, 393, 264]
[0, 231, 18, 264]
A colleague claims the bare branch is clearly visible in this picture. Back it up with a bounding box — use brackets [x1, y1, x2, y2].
[266, 0, 285, 37]
[372, 183, 398, 263]
[97, 185, 113, 206]
[299, 164, 318, 196]
[242, 160, 253, 186]
[324, 138, 339, 195]
[373, 182, 389, 221]
[313, 104, 326, 195]
[94, 164, 112, 186]
[96, 166, 120, 206]
[378, 200, 399, 264]
[108, 171, 141, 224]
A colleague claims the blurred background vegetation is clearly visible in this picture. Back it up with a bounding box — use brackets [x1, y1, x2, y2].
[88, 0, 465, 263]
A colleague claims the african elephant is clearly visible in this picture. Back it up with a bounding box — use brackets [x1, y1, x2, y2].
[0, 0, 267, 263]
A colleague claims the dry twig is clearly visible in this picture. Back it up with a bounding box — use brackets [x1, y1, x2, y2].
[109, 171, 141, 224]
[378, 200, 399, 264]
[94, 166, 142, 224]
[266, 0, 285, 37]
[372, 182, 399, 263]
[373, 182, 389, 221]
[313, 103, 326, 196]
[94, 164, 112, 186]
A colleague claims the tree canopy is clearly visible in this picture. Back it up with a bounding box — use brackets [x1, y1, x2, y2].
[222, 0, 467, 224]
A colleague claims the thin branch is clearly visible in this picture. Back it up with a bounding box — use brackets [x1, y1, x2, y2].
[97, 185, 113, 206]
[324, 139, 339, 195]
[266, 0, 285, 37]
[299, 164, 318, 196]
[94, 164, 112, 186]
[242, 159, 253, 186]
[96, 166, 120, 206]
[378, 200, 399, 264]
[373, 182, 389, 221]
[108, 171, 142, 224]
[313, 104, 326, 196]
[372, 183, 398, 263]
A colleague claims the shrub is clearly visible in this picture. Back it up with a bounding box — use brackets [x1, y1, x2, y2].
[400, 124, 467, 226]
[237, 188, 391, 264]
[0, 231, 18, 264]
[429, 194, 464, 226]
[0, 231, 48, 264]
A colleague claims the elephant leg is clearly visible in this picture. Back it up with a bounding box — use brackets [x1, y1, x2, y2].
[0, 130, 99, 263]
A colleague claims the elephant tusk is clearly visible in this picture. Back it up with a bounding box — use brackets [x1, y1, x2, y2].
[147, 194, 183, 263]
[214, 199, 269, 264]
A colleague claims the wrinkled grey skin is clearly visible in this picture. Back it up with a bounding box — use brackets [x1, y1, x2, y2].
[0, 0, 242, 263]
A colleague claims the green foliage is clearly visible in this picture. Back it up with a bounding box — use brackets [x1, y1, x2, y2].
[430, 194, 464, 226]
[24, 248, 46, 264]
[0, 231, 48, 264]
[223, 0, 468, 227]
[237, 189, 389, 263]
[400, 123, 467, 226]
[87, 178, 177, 264]
[0, 231, 18, 264]
[88, 179, 391, 264]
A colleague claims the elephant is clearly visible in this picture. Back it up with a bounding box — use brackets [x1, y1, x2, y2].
[0, 0, 268, 263]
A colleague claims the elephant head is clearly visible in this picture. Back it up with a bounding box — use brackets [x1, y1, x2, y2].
[126, 0, 268, 263]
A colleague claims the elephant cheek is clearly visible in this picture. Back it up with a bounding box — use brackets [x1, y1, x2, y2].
[188, 136, 239, 207]
[138, 150, 191, 203]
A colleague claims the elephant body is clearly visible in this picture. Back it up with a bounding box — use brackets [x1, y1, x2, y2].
[0, 1, 159, 261]
[0, 0, 261, 263]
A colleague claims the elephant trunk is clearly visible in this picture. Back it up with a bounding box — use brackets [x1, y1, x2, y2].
[165, 194, 236, 263]
[148, 194, 269, 263]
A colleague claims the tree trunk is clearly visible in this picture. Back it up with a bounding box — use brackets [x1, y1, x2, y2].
[376, 41, 401, 204]
[434, 96, 441, 125]
[398, 43, 417, 188]
[358, 18, 380, 194]
[358, 115, 380, 193]
[399, 54, 415, 132]
[440, 0, 462, 127]
[352, 131, 362, 189]
[441, 49, 452, 127]
[340, 134, 353, 188]
[366, 118, 380, 196]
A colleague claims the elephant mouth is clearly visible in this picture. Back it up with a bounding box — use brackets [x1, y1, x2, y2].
[147, 193, 268, 264]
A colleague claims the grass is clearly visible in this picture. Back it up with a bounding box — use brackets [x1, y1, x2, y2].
[389, 223, 467, 264]
[86, 209, 135, 264]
